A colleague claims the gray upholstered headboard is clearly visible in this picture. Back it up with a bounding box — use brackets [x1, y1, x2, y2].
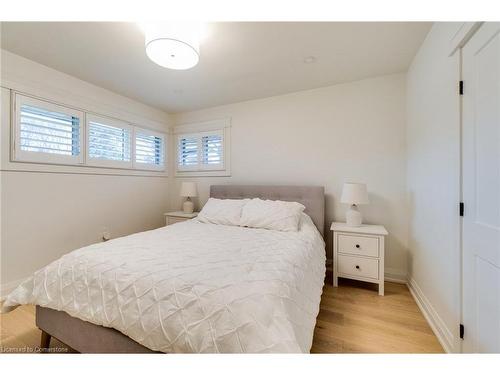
[210, 185, 325, 236]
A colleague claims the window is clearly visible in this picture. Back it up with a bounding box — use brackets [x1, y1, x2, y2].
[178, 136, 199, 167]
[86, 114, 132, 168]
[13, 94, 83, 164]
[175, 118, 230, 176]
[11, 92, 168, 174]
[202, 133, 223, 165]
[134, 128, 166, 170]
[177, 130, 224, 171]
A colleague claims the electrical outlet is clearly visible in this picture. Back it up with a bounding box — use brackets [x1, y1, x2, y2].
[102, 228, 111, 242]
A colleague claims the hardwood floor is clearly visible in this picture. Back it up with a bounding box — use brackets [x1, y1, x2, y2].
[311, 279, 443, 353]
[0, 305, 71, 353]
[0, 279, 443, 353]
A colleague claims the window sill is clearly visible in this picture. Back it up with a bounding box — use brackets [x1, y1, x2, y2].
[175, 169, 231, 178]
[3, 160, 168, 178]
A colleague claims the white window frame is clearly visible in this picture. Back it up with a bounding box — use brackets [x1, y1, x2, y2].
[174, 118, 231, 177]
[133, 127, 167, 171]
[10, 91, 169, 175]
[176, 129, 224, 172]
[86, 113, 133, 169]
[12, 93, 84, 165]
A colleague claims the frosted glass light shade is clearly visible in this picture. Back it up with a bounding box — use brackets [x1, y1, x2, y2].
[143, 23, 200, 70]
[341, 183, 369, 205]
[180, 182, 198, 197]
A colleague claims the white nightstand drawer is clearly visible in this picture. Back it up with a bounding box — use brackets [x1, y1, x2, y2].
[338, 234, 379, 257]
[332, 222, 387, 295]
[338, 254, 379, 280]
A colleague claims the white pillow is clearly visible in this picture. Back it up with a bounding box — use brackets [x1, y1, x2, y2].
[197, 198, 249, 226]
[239, 198, 306, 232]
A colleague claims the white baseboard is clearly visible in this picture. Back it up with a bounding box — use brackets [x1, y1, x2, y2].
[384, 267, 407, 284]
[407, 277, 455, 353]
[0, 277, 26, 301]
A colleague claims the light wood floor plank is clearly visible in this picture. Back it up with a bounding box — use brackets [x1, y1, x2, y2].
[310, 279, 443, 353]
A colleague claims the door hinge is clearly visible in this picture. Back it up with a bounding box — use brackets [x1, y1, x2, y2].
[459, 80, 464, 95]
[460, 324, 464, 339]
[460, 202, 464, 217]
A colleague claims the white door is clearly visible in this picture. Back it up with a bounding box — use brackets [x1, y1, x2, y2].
[462, 22, 500, 353]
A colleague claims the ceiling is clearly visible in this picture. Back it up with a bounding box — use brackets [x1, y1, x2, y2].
[0, 22, 431, 113]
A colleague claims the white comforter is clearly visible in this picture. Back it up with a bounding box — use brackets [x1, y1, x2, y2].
[2, 214, 325, 353]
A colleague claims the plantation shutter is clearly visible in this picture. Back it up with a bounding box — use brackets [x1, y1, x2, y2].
[87, 115, 131, 167]
[202, 134, 223, 166]
[14, 94, 83, 164]
[178, 136, 199, 168]
[135, 129, 165, 169]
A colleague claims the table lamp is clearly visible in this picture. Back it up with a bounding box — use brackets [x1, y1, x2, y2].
[341, 182, 369, 226]
[180, 182, 198, 214]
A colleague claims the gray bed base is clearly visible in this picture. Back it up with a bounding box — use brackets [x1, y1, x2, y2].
[36, 306, 156, 353]
[36, 185, 325, 353]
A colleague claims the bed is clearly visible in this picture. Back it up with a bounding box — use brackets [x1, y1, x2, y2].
[2, 185, 326, 353]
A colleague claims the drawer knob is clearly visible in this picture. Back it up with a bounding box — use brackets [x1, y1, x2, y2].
[355, 244, 360, 248]
[355, 265, 360, 270]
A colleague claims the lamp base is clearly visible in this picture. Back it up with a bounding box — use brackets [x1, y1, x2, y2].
[346, 204, 362, 226]
[182, 199, 194, 214]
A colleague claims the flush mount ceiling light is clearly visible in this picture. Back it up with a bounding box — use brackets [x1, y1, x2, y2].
[140, 22, 201, 70]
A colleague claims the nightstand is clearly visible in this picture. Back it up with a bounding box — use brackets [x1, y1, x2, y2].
[164, 211, 199, 226]
[331, 222, 388, 296]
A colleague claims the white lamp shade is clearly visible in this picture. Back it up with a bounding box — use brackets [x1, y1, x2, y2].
[341, 183, 369, 205]
[180, 182, 198, 198]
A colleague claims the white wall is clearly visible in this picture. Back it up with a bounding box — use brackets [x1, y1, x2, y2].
[0, 172, 169, 290]
[172, 74, 408, 279]
[0, 51, 172, 296]
[406, 23, 461, 352]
